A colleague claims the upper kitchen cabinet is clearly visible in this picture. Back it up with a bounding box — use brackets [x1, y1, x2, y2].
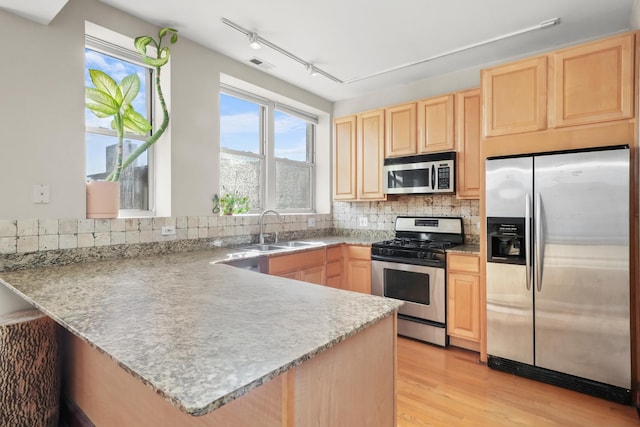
[455, 88, 481, 199]
[550, 32, 634, 128]
[333, 116, 357, 200]
[482, 56, 548, 137]
[357, 110, 386, 200]
[417, 94, 455, 153]
[333, 111, 387, 201]
[385, 102, 417, 157]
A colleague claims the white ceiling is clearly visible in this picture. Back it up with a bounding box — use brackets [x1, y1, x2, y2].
[3, 0, 636, 101]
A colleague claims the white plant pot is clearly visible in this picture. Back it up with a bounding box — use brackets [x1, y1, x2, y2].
[86, 181, 119, 219]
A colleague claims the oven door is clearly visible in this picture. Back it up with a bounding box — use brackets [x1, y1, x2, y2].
[371, 259, 445, 324]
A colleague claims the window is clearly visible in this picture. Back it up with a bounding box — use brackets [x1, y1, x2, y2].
[219, 86, 316, 212]
[85, 45, 153, 212]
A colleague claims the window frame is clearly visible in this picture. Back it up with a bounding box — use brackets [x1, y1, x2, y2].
[219, 84, 317, 213]
[84, 37, 156, 216]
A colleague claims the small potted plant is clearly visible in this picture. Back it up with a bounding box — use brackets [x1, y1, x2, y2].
[85, 27, 178, 218]
[212, 188, 250, 215]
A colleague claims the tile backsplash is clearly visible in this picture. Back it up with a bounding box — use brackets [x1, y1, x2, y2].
[0, 196, 479, 270]
[332, 195, 480, 244]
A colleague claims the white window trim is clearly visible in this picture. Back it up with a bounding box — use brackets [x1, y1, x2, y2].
[85, 22, 157, 217]
[220, 85, 317, 213]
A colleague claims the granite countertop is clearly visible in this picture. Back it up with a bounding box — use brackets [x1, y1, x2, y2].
[447, 244, 480, 255]
[0, 250, 402, 416]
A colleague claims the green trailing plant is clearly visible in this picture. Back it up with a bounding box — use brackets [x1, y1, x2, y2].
[85, 27, 178, 182]
[213, 188, 250, 215]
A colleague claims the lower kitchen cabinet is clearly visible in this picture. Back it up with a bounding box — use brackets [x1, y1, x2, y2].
[447, 253, 480, 351]
[344, 245, 371, 294]
[325, 245, 343, 288]
[267, 248, 326, 286]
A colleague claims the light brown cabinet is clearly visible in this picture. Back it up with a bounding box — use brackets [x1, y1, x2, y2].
[551, 32, 634, 128]
[357, 110, 386, 200]
[447, 253, 481, 348]
[268, 248, 327, 285]
[482, 32, 635, 139]
[325, 245, 343, 288]
[333, 116, 357, 200]
[385, 102, 417, 157]
[333, 111, 386, 201]
[455, 88, 481, 199]
[417, 94, 455, 153]
[482, 56, 548, 137]
[344, 245, 371, 294]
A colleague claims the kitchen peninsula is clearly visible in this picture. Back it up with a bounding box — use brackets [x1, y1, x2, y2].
[0, 249, 402, 426]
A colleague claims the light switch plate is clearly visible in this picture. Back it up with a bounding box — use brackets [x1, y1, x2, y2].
[32, 184, 50, 204]
[307, 217, 316, 228]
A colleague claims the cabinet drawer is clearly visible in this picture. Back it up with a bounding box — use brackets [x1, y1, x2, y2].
[326, 260, 342, 277]
[345, 245, 371, 260]
[327, 245, 343, 262]
[448, 253, 480, 274]
[268, 248, 326, 275]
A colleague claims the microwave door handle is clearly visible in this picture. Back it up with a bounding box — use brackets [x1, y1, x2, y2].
[525, 194, 532, 291]
[431, 165, 435, 191]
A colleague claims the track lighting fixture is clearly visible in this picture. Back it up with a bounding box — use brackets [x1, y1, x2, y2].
[248, 32, 261, 50]
[221, 16, 560, 85]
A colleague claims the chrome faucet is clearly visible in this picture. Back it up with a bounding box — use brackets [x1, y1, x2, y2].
[259, 209, 281, 244]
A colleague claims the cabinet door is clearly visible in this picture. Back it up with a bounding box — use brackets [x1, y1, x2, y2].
[346, 260, 371, 294]
[357, 110, 386, 200]
[482, 56, 547, 137]
[551, 33, 634, 128]
[334, 116, 357, 200]
[276, 271, 299, 280]
[447, 272, 480, 341]
[300, 265, 326, 286]
[455, 88, 481, 199]
[385, 103, 417, 157]
[417, 94, 455, 153]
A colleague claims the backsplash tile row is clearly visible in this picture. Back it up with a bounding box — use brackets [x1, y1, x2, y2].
[332, 195, 480, 244]
[0, 214, 333, 255]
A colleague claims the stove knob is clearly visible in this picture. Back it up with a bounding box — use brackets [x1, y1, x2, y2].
[417, 252, 425, 259]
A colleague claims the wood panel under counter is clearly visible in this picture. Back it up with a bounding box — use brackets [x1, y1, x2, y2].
[0, 251, 401, 426]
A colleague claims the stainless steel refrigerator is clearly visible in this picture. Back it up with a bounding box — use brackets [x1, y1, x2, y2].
[485, 146, 631, 404]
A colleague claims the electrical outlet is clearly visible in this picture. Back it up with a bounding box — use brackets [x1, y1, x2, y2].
[213, 239, 223, 247]
[307, 217, 316, 228]
[161, 225, 176, 235]
[32, 184, 50, 204]
[359, 217, 368, 227]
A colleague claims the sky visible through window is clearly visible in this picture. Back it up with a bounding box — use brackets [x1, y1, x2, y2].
[85, 49, 148, 176]
[220, 93, 309, 162]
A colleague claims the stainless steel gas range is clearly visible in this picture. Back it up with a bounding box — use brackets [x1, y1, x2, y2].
[371, 216, 464, 346]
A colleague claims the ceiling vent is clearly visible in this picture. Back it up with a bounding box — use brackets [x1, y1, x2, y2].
[248, 57, 274, 70]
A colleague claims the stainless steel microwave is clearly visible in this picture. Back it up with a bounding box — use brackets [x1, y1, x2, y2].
[383, 152, 455, 195]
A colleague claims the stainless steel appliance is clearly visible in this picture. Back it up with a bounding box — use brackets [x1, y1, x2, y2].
[485, 146, 631, 404]
[371, 216, 464, 346]
[383, 152, 455, 195]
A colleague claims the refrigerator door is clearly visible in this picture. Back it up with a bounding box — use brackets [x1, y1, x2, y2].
[485, 157, 534, 364]
[533, 148, 630, 389]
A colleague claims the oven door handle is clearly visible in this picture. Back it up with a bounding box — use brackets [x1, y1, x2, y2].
[525, 194, 532, 291]
[431, 165, 436, 191]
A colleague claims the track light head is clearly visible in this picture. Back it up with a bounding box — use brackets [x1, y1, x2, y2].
[306, 63, 319, 77]
[248, 32, 261, 49]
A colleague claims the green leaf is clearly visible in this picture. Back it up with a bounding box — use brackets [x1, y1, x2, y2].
[123, 109, 152, 135]
[86, 87, 119, 116]
[119, 73, 140, 106]
[89, 70, 121, 104]
[134, 36, 154, 56]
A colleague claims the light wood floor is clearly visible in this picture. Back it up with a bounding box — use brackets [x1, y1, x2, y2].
[397, 337, 639, 427]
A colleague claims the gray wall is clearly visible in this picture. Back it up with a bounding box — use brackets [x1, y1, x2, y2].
[0, 0, 332, 220]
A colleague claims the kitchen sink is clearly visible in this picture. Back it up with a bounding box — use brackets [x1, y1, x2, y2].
[272, 241, 318, 248]
[240, 244, 285, 252]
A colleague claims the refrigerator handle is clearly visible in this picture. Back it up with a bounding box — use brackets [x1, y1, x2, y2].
[535, 193, 544, 292]
[525, 194, 532, 291]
